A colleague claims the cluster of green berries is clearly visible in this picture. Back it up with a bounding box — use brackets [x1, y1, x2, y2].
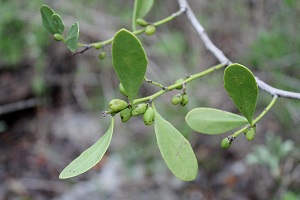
[221, 126, 256, 149]
[107, 83, 155, 126]
[108, 99, 155, 126]
[172, 93, 189, 106]
[136, 18, 156, 36]
[171, 79, 188, 106]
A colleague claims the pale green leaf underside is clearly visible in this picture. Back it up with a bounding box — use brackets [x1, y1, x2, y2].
[186, 108, 248, 134]
[153, 104, 198, 181]
[66, 22, 79, 52]
[112, 29, 148, 103]
[59, 117, 114, 179]
[132, 0, 154, 31]
[224, 63, 258, 124]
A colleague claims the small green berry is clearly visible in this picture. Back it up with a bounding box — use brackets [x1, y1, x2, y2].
[119, 83, 127, 97]
[120, 108, 132, 123]
[143, 106, 155, 125]
[109, 99, 128, 112]
[132, 103, 148, 116]
[145, 25, 156, 36]
[98, 51, 106, 60]
[245, 127, 256, 141]
[221, 138, 231, 149]
[93, 43, 102, 50]
[136, 18, 149, 26]
[53, 34, 63, 41]
[175, 78, 184, 90]
[172, 94, 183, 105]
[181, 93, 189, 106]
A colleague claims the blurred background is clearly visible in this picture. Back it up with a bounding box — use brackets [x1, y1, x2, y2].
[0, 0, 300, 199]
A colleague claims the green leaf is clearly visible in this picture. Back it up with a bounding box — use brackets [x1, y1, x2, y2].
[59, 117, 115, 179]
[112, 29, 148, 103]
[153, 104, 198, 181]
[52, 14, 65, 34]
[132, 0, 154, 31]
[40, 5, 57, 34]
[224, 63, 258, 124]
[186, 108, 248, 134]
[66, 22, 79, 52]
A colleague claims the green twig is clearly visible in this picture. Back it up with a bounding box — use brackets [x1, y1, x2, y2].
[232, 94, 278, 138]
[81, 6, 186, 50]
[144, 77, 165, 89]
[132, 63, 224, 105]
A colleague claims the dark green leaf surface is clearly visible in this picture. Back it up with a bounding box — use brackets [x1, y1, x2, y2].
[52, 14, 65, 34]
[66, 22, 79, 52]
[153, 104, 198, 181]
[59, 117, 115, 179]
[132, 0, 154, 31]
[224, 63, 258, 124]
[40, 5, 57, 34]
[112, 29, 147, 103]
[186, 108, 248, 134]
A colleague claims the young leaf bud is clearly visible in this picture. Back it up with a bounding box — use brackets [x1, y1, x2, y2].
[53, 34, 63, 41]
[172, 94, 183, 105]
[136, 18, 149, 26]
[175, 78, 184, 90]
[132, 103, 148, 116]
[245, 127, 256, 141]
[221, 138, 231, 149]
[120, 107, 132, 123]
[145, 25, 156, 36]
[119, 83, 128, 97]
[143, 106, 155, 125]
[108, 99, 128, 112]
[181, 93, 189, 106]
[98, 51, 106, 60]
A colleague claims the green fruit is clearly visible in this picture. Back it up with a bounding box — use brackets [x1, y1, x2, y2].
[245, 127, 256, 141]
[221, 138, 232, 149]
[53, 34, 63, 41]
[119, 83, 128, 97]
[98, 51, 106, 60]
[136, 18, 148, 26]
[120, 108, 132, 123]
[175, 78, 184, 90]
[145, 25, 156, 36]
[93, 43, 102, 49]
[132, 103, 148, 116]
[109, 99, 128, 112]
[181, 93, 189, 106]
[143, 107, 155, 125]
[172, 94, 183, 105]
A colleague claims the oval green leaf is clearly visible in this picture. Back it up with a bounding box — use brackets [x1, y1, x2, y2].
[224, 63, 258, 124]
[52, 14, 65, 34]
[66, 22, 79, 52]
[40, 5, 57, 34]
[112, 29, 148, 103]
[59, 117, 115, 179]
[153, 104, 198, 181]
[132, 0, 154, 31]
[186, 108, 248, 135]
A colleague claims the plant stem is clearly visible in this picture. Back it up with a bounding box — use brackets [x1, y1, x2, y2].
[144, 77, 165, 89]
[252, 95, 278, 125]
[178, 0, 300, 100]
[232, 95, 278, 137]
[167, 63, 224, 91]
[133, 63, 224, 105]
[81, 6, 186, 50]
